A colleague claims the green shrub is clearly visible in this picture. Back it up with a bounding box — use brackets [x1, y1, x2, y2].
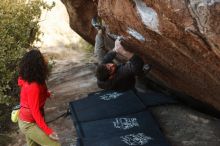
[78, 39, 94, 54]
[0, 0, 54, 105]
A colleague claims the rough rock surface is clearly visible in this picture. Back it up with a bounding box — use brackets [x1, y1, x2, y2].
[61, 0, 220, 111]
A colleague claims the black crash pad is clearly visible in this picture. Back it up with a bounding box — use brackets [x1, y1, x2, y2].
[76, 111, 164, 139]
[76, 132, 170, 146]
[137, 90, 177, 107]
[69, 90, 146, 123]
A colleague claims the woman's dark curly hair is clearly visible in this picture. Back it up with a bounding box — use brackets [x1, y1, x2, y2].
[19, 49, 48, 84]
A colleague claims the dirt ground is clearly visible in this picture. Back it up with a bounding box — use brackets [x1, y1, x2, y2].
[6, 47, 220, 146]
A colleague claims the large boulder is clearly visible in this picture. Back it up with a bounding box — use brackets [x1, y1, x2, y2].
[62, 0, 220, 111]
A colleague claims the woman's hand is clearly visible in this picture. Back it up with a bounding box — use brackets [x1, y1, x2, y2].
[48, 90, 55, 99]
[49, 131, 60, 141]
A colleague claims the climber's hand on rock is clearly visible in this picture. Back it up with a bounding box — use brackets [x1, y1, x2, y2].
[114, 38, 124, 54]
[114, 38, 133, 60]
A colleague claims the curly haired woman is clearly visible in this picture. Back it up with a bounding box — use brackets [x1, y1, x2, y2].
[18, 49, 60, 146]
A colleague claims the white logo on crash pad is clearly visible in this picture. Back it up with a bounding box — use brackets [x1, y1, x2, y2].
[100, 92, 123, 100]
[121, 133, 153, 145]
[113, 118, 139, 130]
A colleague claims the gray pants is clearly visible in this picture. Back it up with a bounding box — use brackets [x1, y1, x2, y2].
[94, 31, 106, 63]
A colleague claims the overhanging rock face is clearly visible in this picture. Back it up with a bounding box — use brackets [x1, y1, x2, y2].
[62, 0, 220, 111]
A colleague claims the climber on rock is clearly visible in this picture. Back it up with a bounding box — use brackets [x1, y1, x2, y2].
[91, 16, 151, 91]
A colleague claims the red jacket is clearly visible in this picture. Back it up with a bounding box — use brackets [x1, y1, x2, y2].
[18, 77, 53, 135]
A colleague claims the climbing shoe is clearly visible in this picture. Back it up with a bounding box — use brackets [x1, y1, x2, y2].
[91, 16, 102, 30]
[143, 64, 152, 74]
